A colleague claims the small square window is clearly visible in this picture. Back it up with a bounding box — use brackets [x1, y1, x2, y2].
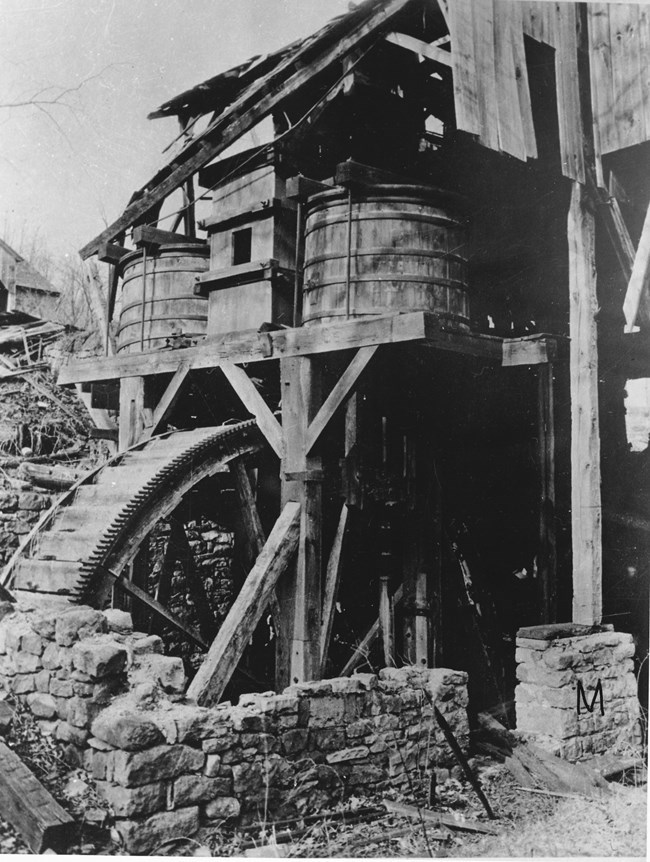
[232, 227, 252, 265]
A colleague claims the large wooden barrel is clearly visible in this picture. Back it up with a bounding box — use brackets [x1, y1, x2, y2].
[116, 244, 209, 353]
[302, 185, 469, 328]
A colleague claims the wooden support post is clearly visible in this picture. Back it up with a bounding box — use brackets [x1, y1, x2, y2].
[344, 392, 362, 507]
[229, 457, 284, 635]
[319, 502, 349, 676]
[340, 584, 404, 676]
[118, 375, 146, 450]
[624, 200, 650, 331]
[186, 501, 301, 706]
[129, 538, 150, 630]
[279, 356, 323, 685]
[537, 363, 557, 623]
[568, 182, 602, 625]
[402, 433, 430, 667]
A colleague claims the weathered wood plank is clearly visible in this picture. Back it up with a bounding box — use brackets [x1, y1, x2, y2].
[0, 741, 75, 852]
[509, 1, 538, 159]
[187, 501, 301, 705]
[472, 0, 499, 152]
[448, 0, 481, 136]
[59, 312, 506, 386]
[538, 363, 557, 623]
[141, 361, 191, 442]
[624, 201, 650, 332]
[80, 0, 412, 259]
[319, 503, 349, 675]
[385, 31, 452, 66]
[220, 361, 284, 458]
[305, 345, 378, 455]
[553, 3, 585, 183]
[588, 4, 618, 156]
[494, 0, 527, 161]
[119, 375, 146, 450]
[608, 3, 644, 152]
[568, 182, 601, 625]
[521, 1, 554, 46]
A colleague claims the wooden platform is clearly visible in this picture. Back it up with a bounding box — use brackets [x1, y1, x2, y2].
[58, 312, 561, 386]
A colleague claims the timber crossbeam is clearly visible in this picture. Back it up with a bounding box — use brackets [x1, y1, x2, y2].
[58, 312, 561, 386]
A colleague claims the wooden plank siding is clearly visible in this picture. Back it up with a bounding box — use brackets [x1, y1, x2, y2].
[588, 3, 650, 156]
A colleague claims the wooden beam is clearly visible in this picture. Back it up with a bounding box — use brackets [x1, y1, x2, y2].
[502, 335, 558, 367]
[97, 242, 130, 265]
[305, 345, 379, 455]
[385, 31, 452, 66]
[141, 361, 190, 442]
[132, 225, 205, 248]
[319, 502, 349, 675]
[568, 182, 602, 625]
[59, 312, 506, 386]
[119, 375, 146, 450]
[0, 742, 75, 852]
[339, 584, 403, 676]
[220, 361, 284, 458]
[174, 521, 219, 643]
[79, 0, 413, 259]
[229, 457, 283, 627]
[624, 200, 650, 331]
[538, 363, 557, 623]
[186, 501, 301, 706]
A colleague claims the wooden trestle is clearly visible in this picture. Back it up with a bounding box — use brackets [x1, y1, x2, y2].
[59, 312, 561, 693]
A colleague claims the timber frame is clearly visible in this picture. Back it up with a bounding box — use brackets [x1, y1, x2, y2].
[58, 0, 650, 706]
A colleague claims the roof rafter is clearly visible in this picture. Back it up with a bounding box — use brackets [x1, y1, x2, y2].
[80, 0, 417, 260]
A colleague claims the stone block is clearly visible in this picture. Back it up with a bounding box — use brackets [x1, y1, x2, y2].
[135, 655, 186, 695]
[170, 774, 229, 807]
[129, 634, 164, 657]
[96, 779, 167, 817]
[55, 608, 107, 646]
[12, 673, 36, 694]
[14, 651, 41, 673]
[35, 669, 51, 693]
[308, 696, 346, 727]
[67, 695, 103, 728]
[204, 796, 240, 821]
[72, 638, 127, 679]
[346, 718, 374, 739]
[154, 705, 229, 744]
[312, 728, 345, 752]
[230, 708, 270, 733]
[113, 744, 205, 787]
[91, 710, 165, 751]
[103, 609, 133, 634]
[41, 643, 63, 670]
[280, 728, 309, 756]
[0, 700, 15, 734]
[29, 611, 58, 641]
[18, 492, 48, 511]
[325, 746, 369, 764]
[232, 761, 265, 794]
[50, 677, 74, 698]
[55, 721, 90, 746]
[0, 493, 18, 512]
[202, 732, 237, 754]
[114, 805, 199, 854]
[27, 692, 57, 719]
[204, 754, 221, 777]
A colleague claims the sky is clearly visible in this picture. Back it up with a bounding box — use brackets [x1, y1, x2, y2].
[0, 0, 352, 269]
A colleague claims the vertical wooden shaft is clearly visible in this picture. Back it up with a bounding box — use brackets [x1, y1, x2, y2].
[538, 362, 557, 623]
[118, 375, 146, 450]
[344, 392, 361, 507]
[378, 574, 393, 666]
[279, 356, 323, 685]
[129, 538, 150, 630]
[568, 182, 602, 624]
[402, 432, 430, 667]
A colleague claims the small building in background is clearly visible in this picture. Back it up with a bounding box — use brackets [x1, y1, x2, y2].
[0, 238, 60, 321]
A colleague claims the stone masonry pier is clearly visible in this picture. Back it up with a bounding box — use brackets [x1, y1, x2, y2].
[515, 623, 642, 761]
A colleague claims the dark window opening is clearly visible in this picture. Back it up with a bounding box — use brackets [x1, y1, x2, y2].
[232, 228, 252, 265]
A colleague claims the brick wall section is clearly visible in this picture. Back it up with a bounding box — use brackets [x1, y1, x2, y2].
[0, 488, 54, 566]
[0, 600, 469, 854]
[515, 623, 642, 761]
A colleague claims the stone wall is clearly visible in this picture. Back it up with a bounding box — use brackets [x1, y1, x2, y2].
[0, 598, 469, 854]
[515, 623, 642, 761]
[0, 487, 53, 567]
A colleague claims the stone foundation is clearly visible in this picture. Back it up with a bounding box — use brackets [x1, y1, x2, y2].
[515, 623, 642, 761]
[0, 598, 469, 853]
